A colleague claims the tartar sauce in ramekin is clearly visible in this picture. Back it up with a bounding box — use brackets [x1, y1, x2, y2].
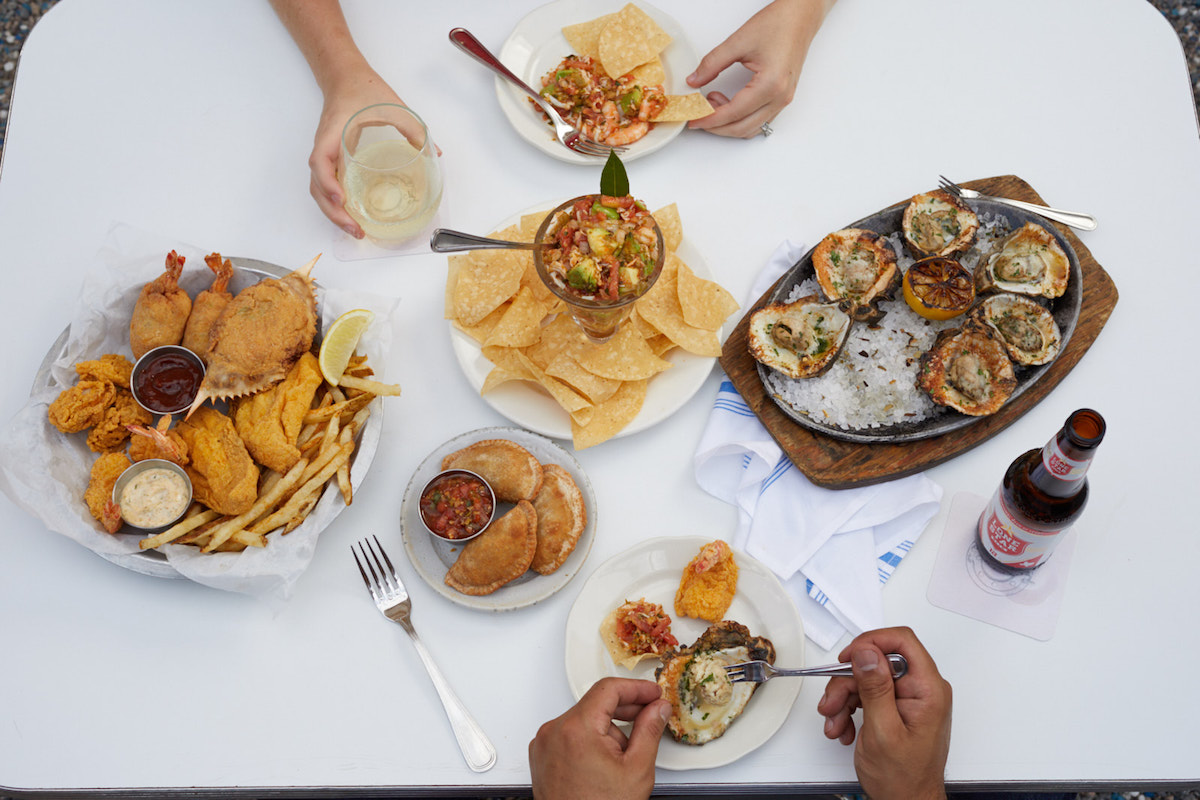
[119, 467, 190, 528]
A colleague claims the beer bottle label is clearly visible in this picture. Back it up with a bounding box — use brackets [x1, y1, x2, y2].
[977, 487, 1068, 569]
[1041, 438, 1090, 482]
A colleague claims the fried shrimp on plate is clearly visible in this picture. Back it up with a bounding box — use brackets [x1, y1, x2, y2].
[130, 250, 192, 359]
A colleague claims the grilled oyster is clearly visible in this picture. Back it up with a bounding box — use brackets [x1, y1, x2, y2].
[967, 293, 1061, 366]
[656, 621, 775, 746]
[812, 228, 900, 324]
[747, 295, 850, 379]
[917, 324, 1017, 416]
[975, 222, 1069, 299]
[901, 189, 979, 258]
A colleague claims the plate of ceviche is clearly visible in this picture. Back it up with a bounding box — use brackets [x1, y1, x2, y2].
[495, 0, 702, 164]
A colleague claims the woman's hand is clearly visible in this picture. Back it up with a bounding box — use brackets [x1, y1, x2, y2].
[686, 0, 835, 138]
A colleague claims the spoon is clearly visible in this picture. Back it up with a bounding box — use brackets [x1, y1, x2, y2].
[429, 229, 549, 253]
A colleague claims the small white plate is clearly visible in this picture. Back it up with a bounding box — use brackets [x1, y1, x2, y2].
[448, 200, 718, 443]
[564, 536, 806, 770]
[400, 426, 596, 611]
[495, 0, 697, 164]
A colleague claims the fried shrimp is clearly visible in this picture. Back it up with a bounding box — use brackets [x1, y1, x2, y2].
[130, 250, 192, 359]
[181, 253, 234, 364]
[84, 451, 131, 533]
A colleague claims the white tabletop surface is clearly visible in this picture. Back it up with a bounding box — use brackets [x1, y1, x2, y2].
[2, 0, 1198, 795]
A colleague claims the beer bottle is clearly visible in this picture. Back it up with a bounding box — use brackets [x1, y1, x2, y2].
[976, 408, 1106, 572]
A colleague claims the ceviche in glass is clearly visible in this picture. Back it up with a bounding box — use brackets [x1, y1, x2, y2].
[535, 194, 665, 343]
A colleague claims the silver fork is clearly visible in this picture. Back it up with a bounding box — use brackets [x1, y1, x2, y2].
[448, 27, 623, 159]
[937, 175, 1097, 231]
[352, 535, 497, 773]
[725, 653, 908, 684]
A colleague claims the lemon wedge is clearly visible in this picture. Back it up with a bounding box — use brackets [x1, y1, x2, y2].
[319, 308, 375, 385]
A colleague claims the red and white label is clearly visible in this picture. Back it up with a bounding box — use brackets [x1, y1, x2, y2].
[1042, 439, 1090, 482]
[977, 488, 1068, 569]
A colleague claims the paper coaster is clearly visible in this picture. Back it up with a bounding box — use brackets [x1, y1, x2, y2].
[926, 492, 1077, 641]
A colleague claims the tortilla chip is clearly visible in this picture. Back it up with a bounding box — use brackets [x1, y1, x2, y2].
[482, 366, 533, 394]
[637, 266, 722, 357]
[516, 351, 593, 414]
[483, 287, 546, 349]
[676, 260, 740, 331]
[452, 250, 524, 326]
[652, 203, 683, 251]
[576, 322, 672, 381]
[453, 302, 510, 344]
[572, 378, 647, 450]
[562, 14, 614, 59]
[627, 57, 665, 87]
[654, 93, 714, 122]
[544, 353, 623, 404]
[598, 4, 672, 79]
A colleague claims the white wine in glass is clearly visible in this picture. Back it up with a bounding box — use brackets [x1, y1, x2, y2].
[340, 104, 443, 245]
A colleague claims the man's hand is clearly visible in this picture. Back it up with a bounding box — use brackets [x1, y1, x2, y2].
[817, 626, 952, 800]
[529, 677, 669, 800]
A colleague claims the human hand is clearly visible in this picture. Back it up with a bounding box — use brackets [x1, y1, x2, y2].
[308, 70, 407, 239]
[817, 626, 952, 800]
[686, 0, 834, 138]
[529, 677, 669, 800]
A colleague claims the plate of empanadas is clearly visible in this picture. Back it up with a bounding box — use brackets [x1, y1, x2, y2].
[400, 426, 595, 611]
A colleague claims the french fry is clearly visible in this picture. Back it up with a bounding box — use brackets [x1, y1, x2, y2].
[338, 375, 401, 395]
[302, 393, 372, 425]
[139, 509, 221, 550]
[201, 459, 308, 553]
[250, 442, 352, 534]
[282, 494, 320, 534]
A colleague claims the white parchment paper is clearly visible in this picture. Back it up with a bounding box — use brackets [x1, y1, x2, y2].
[0, 223, 399, 599]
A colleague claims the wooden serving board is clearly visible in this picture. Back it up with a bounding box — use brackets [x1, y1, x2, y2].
[718, 175, 1118, 490]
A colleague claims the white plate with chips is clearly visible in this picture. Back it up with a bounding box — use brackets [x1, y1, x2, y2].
[400, 426, 596, 611]
[564, 536, 806, 769]
[447, 201, 725, 445]
[495, 0, 699, 164]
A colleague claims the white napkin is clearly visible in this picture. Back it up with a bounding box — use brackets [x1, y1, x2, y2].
[694, 240, 943, 650]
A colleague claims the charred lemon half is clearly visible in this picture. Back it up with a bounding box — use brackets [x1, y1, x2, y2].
[902, 256, 975, 321]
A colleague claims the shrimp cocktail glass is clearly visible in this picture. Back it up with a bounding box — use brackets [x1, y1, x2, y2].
[534, 194, 665, 343]
[340, 103, 443, 246]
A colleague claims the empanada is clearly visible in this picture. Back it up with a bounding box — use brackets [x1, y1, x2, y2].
[440, 439, 543, 502]
[530, 464, 586, 575]
[445, 500, 537, 596]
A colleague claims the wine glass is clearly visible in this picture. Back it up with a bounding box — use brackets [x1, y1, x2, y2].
[340, 104, 443, 246]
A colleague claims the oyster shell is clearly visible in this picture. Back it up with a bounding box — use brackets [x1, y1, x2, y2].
[901, 189, 979, 258]
[975, 222, 1069, 299]
[812, 228, 900, 324]
[655, 621, 775, 746]
[747, 295, 851, 379]
[967, 293, 1061, 366]
[917, 324, 1017, 416]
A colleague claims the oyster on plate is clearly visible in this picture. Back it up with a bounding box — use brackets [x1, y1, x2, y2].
[747, 295, 851, 379]
[655, 620, 776, 746]
[967, 293, 1062, 366]
[901, 189, 979, 258]
[811, 228, 900, 324]
[975, 222, 1069, 299]
[917, 324, 1017, 416]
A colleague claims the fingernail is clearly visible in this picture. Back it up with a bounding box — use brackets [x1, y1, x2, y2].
[343, 224, 358, 237]
[824, 716, 834, 734]
[658, 702, 672, 723]
[853, 649, 879, 672]
[819, 688, 828, 707]
[687, 71, 698, 83]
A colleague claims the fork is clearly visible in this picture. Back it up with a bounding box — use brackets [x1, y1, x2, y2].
[725, 653, 908, 684]
[937, 175, 1097, 231]
[448, 27, 623, 158]
[352, 535, 497, 773]
[429, 228, 548, 253]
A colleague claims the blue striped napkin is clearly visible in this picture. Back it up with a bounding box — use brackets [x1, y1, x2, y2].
[694, 241, 943, 650]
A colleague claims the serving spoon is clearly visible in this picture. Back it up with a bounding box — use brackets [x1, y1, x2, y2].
[429, 228, 549, 253]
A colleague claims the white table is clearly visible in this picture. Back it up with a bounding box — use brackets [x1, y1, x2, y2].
[2, 0, 1198, 795]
